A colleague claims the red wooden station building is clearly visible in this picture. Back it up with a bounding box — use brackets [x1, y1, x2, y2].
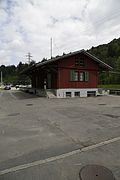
[24, 49, 112, 98]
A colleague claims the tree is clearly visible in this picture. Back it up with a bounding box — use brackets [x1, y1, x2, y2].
[29, 60, 36, 66]
[88, 37, 120, 84]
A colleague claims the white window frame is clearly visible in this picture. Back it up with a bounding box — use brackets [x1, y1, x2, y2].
[79, 71, 89, 82]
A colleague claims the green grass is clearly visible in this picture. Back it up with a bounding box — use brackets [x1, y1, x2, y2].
[98, 84, 120, 89]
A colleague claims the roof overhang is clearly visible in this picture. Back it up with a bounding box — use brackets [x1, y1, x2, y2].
[84, 51, 113, 70]
[22, 49, 113, 74]
[36, 49, 113, 70]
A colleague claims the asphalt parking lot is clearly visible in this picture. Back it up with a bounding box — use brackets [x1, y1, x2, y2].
[0, 90, 120, 179]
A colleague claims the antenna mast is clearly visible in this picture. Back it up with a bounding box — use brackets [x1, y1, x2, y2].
[50, 38, 53, 59]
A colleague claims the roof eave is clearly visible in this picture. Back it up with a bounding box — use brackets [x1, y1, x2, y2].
[83, 51, 113, 70]
[23, 49, 113, 74]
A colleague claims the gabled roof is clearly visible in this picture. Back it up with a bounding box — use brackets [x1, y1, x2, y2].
[23, 49, 113, 74]
[36, 49, 112, 70]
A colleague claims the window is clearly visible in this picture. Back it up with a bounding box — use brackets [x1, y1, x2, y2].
[80, 72, 84, 81]
[87, 91, 96, 97]
[84, 71, 89, 81]
[70, 70, 78, 81]
[75, 59, 79, 66]
[66, 92, 71, 97]
[75, 56, 85, 66]
[70, 70, 89, 82]
[74, 71, 78, 81]
[80, 72, 89, 82]
[75, 92, 80, 97]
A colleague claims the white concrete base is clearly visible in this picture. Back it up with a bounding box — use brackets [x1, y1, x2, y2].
[56, 88, 98, 98]
[22, 88, 99, 98]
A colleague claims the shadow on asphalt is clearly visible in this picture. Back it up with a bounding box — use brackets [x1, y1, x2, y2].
[13, 91, 39, 100]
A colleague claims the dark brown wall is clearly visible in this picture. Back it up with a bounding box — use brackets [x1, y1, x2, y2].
[31, 53, 99, 89]
[57, 54, 99, 89]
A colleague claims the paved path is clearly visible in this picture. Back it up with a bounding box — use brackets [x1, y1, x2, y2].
[0, 90, 120, 179]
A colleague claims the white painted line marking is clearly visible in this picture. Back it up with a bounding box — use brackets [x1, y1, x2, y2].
[0, 136, 120, 176]
[81, 136, 120, 152]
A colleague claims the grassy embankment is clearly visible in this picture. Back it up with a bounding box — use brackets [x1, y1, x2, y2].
[98, 84, 120, 89]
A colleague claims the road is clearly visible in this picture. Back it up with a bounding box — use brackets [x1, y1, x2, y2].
[0, 90, 120, 179]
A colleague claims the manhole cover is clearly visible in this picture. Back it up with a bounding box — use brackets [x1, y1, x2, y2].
[79, 165, 115, 180]
[8, 113, 20, 116]
[26, 104, 33, 106]
[104, 114, 120, 118]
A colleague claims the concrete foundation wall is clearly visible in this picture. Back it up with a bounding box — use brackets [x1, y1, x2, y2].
[22, 88, 99, 98]
[56, 88, 98, 98]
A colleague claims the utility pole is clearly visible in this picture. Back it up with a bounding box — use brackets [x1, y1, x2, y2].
[26, 52, 32, 64]
[50, 38, 53, 59]
[0, 71, 3, 86]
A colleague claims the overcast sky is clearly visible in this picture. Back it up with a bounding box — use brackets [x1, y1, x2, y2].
[0, 0, 120, 65]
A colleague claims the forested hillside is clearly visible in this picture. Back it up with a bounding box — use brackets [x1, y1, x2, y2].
[0, 61, 35, 85]
[88, 38, 120, 68]
[88, 38, 120, 84]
